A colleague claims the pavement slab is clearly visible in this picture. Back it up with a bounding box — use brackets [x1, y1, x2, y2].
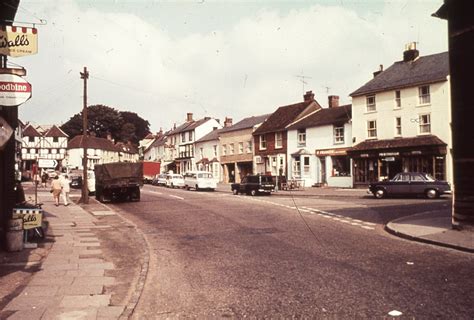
[60, 294, 111, 308]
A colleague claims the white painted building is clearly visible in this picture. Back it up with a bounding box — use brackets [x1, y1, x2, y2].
[66, 135, 119, 170]
[195, 128, 223, 181]
[287, 98, 352, 188]
[348, 44, 452, 186]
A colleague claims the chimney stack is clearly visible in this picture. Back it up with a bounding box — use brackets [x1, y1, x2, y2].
[186, 112, 193, 122]
[303, 90, 315, 102]
[373, 64, 384, 78]
[403, 42, 419, 62]
[224, 117, 233, 128]
[328, 95, 340, 108]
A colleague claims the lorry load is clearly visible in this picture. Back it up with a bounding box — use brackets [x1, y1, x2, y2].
[94, 162, 143, 202]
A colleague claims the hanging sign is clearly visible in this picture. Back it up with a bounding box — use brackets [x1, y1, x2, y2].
[0, 74, 32, 107]
[0, 25, 38, 57]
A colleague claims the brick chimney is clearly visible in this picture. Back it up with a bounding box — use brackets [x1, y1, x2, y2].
[303, 90, 315, 102]
[373, 64, 384, 78]
[224, 117, 233, 128]
[403, 42, 419, 62]
[328, 95, 339, 108]
[186, 113, 193, 122]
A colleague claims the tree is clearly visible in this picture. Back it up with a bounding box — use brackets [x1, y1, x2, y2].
[60, 105, 150, 144]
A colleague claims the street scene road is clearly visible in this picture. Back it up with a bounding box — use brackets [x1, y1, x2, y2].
[104, 185, 473, 319]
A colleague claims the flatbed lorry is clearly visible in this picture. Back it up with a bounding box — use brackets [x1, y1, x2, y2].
[94, 162, 143, 202]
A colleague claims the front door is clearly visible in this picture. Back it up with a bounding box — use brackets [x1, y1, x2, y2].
[320, 157, 326, 184]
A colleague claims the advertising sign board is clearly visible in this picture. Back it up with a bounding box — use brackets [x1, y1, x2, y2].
[0, 25, 38, 57]
[0, 73, 32, 106]
[38, 159, 58, 168]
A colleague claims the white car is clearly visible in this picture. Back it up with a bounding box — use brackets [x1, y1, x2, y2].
[165, 174, 185, 188]
[184, 171, 217, 191]
[152, 173, 168, 186]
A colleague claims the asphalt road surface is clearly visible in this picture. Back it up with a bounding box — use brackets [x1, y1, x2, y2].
[107, 185, 473, 319]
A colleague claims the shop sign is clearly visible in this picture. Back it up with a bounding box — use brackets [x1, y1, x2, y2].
[12, 208, 42, 230]
[315, 148, 348, 156]
[379, 152, 399, 157]
[360, 153, 370, 158]
[0, 25, 38, 57]
[0, 73, 32, 106]
[411, 150, 422, 155]
[383, 157, 396, 162]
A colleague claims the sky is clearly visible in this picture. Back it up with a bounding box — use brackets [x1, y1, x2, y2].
[13, 0, 447, 133]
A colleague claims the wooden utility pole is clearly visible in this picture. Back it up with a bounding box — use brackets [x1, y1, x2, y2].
[80, 67, 89, 204]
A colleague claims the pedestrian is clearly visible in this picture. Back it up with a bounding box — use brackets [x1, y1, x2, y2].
[50, 175, 62, 206]
[61, 174, 71, 206]
[41, 171, 48, 188]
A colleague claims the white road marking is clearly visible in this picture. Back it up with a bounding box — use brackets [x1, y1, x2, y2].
[169, 195, 184, 200]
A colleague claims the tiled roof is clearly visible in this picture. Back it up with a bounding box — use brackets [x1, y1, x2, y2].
[144, 133, 155, 139]
[67, 135, 118, 152]
[350, 52, 449, 97]
[22, 124, 42, 137]
[196, 128, 223, 143]
[220, 114, 271, 134]
[288, 105, 351, 130]
[349, 135, 446, 152]
[116, 142, 139, 154]
[44, 125, 68, 138]
[253, 100, 321, 135]
[168, 118, 213, 135]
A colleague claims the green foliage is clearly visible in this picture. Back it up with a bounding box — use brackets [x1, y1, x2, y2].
[60, 104, 150, 144]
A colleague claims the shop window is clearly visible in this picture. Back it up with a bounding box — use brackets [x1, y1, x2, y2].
[332, 156, 350, 176]
[395, 90, 401, 108]
[419, 114, 431, 134]
[418, 85, 430, 104]
[297, 129, 306, 146]
[395, 117, 402, 136]
[259, 135, 266, 150]
[275, 132, 283, 148]
[366, 95, 376, 112]
[367, 120, 377, 138]
[334, 126, 344, 144]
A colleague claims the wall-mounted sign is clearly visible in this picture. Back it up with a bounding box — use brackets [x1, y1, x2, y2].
[0, 73, 32, 107]
[0, 25, 38, 57]
[38, 159, 58, 168]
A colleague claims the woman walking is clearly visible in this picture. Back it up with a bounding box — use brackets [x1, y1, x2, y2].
[50, 175, 62, 206]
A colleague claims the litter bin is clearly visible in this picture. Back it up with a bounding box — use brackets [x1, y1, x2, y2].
[6, 218, 23, 252]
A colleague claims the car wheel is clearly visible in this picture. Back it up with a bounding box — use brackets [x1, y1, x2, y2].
[374, 188, 386, 199]
[250, 189, 257, 196]
[232, 189, 238, 195]
[171, 183, 174, 188]
[195, 184, 199, 191]
[425, 189, 439, 199]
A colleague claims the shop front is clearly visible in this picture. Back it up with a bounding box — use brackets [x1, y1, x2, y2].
[348, 136, 447, 187]
[315, 147, 352, 188]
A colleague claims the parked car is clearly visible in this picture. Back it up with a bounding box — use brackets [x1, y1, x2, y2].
[68, 171, 96, 194]
[231, 175, 275, 196]
[152, 173, 168, 186]
[45, 169, 57, 179]
[166, 174, 185, 188]
[184, 171, 217, 191]
[368, 172, 451, 199]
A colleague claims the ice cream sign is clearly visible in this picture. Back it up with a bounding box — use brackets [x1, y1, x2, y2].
[0, 74, 32, 107]
[0, 25, 38, 57]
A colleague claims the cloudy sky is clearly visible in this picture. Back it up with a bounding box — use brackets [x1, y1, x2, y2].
[14, 0, 447, 133]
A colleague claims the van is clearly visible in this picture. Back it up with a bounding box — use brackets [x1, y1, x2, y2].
[184, 171, 217, 191]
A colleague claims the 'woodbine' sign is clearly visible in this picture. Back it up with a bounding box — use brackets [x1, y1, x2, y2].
[0, 74, 32, 107]
[0, 25, 38, 57]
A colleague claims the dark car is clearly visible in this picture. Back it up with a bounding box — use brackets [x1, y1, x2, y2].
[70, 175, 82, 189]
[369, 172, 451, 199]
[231, 175, 275, 196]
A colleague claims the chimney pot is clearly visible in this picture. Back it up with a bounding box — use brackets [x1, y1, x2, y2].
[328, 95, 339, 108]
[373, 64, 384, 78]
[186, 113, 193, 122]
[303, 90, 315, 102]
[224, 117, 233, 127]
[403, 42, 419, 62]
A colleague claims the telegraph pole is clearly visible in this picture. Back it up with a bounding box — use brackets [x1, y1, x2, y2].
[80, 67, 89, 204]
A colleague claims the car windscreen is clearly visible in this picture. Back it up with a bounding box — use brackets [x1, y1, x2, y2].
[260, 176, 273, 183]
[198, 173, 213, 179]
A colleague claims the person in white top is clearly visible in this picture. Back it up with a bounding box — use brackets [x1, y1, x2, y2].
[60, 174, 71, 206]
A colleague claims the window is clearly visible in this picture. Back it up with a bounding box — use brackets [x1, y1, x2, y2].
[297, 129, 306, 146]
[53, 137, 59, 143]
[293, 156, 301, 177]
[332, 156, 350, 176]
[188, 131, 193, 141]
[181, 133, 186, 143]
[246, 141, 252, 153]
[28, 136, 34, 142]
[275, 132, 283, 148]
[222, 144, 227, 156]
[395, 90, 401, 108]
[395, 117, 402, 136]
[200, 147, 203, 159]
[367, 120, 377, 138]
[334, 126, 344, 144]
[229, 143, 234, 155]
[213, 145, 217, 157]
[303, 156, 310, 174]
[419, 114, 431, 134]
[419, 85, 430, 104]
[366, 95, 376, 112]
[238, 142, 243, 154]
[259, 135, 266, 150]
